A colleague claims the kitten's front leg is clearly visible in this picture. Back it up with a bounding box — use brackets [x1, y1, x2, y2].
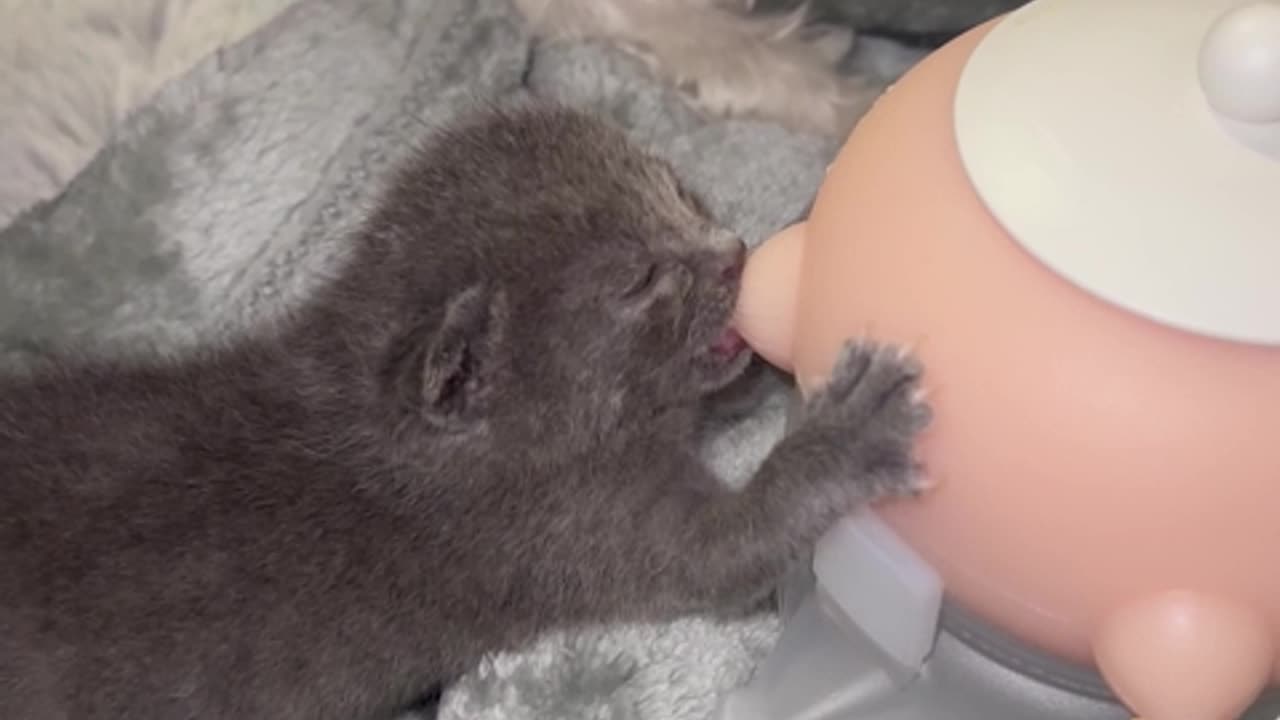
[650, 340, 931, 612]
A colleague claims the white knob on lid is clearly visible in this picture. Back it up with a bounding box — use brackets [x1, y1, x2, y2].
[1200, 1, 1280, 123]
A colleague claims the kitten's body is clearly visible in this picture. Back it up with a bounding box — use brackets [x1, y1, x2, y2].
[0, 106, 928, 720]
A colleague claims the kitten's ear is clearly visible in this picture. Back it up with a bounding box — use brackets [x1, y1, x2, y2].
[420, 283, 509, 427]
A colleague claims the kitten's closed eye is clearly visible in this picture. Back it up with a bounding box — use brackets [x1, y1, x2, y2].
[621, 262, 660, 299]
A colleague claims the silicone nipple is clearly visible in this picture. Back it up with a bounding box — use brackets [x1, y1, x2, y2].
[734, 223, 806, 373]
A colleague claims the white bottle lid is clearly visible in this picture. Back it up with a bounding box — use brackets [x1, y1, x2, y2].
[954, 0, 1280, 346]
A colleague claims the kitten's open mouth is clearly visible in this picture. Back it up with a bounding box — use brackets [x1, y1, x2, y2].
[709, 327, 748, 362]
[697, 325, 752, 392]
[695, 258, 751, 391]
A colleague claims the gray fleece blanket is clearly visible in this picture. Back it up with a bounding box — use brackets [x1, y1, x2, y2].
[0, 1, 904, 717]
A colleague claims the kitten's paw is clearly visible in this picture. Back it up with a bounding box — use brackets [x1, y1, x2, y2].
[801, 339, 932, 499]
[805, 340, 930, 434]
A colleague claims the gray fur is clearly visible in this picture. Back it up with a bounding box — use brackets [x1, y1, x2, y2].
[0, 106, 928, 720]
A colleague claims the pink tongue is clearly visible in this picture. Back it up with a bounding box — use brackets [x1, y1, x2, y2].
[711, 327, 747, 358]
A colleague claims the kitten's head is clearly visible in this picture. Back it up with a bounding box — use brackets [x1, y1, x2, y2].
[360, 106, 751, 443]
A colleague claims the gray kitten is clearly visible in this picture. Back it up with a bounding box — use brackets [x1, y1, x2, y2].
[0, 105, 930, 720]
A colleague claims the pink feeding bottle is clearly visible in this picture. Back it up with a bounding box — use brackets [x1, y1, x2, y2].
[724, 1, 1280, 719]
